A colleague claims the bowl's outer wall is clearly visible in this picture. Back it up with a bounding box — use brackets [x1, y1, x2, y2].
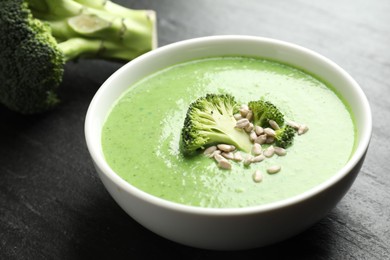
[85, 36, 371, 250]
[95, 153, 366, 250]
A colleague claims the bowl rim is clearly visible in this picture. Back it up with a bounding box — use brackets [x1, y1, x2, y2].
[85, 35, 372, 216]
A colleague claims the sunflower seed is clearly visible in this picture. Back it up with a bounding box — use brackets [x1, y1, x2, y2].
[286, 120, 300, 130]
[203, 146, 217, 157]
[234, 113, 243, 120]
[267, 165, 281, 174]
[218, 159, 232, 170]
[240, 104, 249, 110]
[235, 118, 250, 129]
[243, 155, 253, 166]
[255, 125, 264, 135]
[214, 153, 225, 162]
[239, 107, 249, 117]
[266, 137, 275, 144]
[252, 143, 262, 155]
[252, 154, 265, 163]
[264, 127, 276, 137]
[255, 134, 267, 144]
[250, 131, 258, 142]
[217, 144, 236, 152]
[274, 146, 287, 156]
[246, 110, 253, 121]
[252, 170, 263, 183]
[210, 150, 221, 157]
[244, 123, 254, 133]
[269, 120, 280, 130]
[233, 151, 243, 161]
[298, 124, 309, 135]
[221, 152, 235, 160]
[264, 145, 275, 157]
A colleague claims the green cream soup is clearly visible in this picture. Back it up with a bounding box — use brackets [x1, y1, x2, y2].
[102, 56, 356, 208]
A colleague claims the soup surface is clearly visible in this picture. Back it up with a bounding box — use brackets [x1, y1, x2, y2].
[102, 56, 356, 208]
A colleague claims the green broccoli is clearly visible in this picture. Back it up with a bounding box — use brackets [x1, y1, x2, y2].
[248, 100, 284, 128]
[275, 125, 296, 148]
[180, 94, 253, 156]
[0, 0, 156, 114]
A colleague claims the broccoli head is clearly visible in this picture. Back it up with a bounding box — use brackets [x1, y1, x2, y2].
[180, 94, 253, 156]
[0, 0, 156, 114]
[248, 100, 284, 128]
[275, 125, 296, 148]
[0, 0, 64, 113]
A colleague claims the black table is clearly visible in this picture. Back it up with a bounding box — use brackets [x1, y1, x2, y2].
[1, 0, 389, 258]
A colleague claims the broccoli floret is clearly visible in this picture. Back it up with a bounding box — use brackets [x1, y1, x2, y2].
[0, 0, 156, 114]
[275, 125, 296, 148]
[180, 94, 253, 156]
[248, 100, 284, 128]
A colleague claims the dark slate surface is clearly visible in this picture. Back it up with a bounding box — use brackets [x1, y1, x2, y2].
[1, 0, 389, 259]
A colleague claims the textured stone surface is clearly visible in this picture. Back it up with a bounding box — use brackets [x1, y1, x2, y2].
[1, 0, 389, 258]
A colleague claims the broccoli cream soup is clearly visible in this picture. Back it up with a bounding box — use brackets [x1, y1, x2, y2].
[102, 57, 356, 208]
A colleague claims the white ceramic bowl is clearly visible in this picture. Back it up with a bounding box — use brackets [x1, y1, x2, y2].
[85, 35, 372, 250]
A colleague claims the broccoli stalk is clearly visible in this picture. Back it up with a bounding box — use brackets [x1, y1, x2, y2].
[0, 0, 156, 114]
[180, 94, 253, 156]
[72, 0, 151, 18]
[29, 0, 157, 60]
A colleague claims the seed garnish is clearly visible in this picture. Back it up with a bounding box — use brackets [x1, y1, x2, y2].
[274, 146, 287, 156]
[255, 125, 264, 135]
[245, 110, 253, 121]
[255, 134, 267, 144]
[252, 170, 263, 183]
[217, 144, 236, 152]
[234, 113, 242, 120]
[235, 118, 250, 129]
[214, 153, 225, 163]
[265, 136, 275, 144]
[244, 123, 254, 133]
[222, 152, 235, 160]
[240, 104, 249, 112]
[249, 131, 258, 142]
[252, 143, 262, 155]
[200, 102, 308, 182]
[210, 150, 221, 157]
[263, 145, 275, 158]
[269, 120, 280, 130]
[218, 159, 232, 170]
[233, 152, 243, 161]
[286, 120, 300, 130]
[252, 154, 265, 163]
[239, 107, 249, 117]
[267, 165, 281, 174]
[298, 124, 309, 135]
[243, 155, 253, 166]
[203, 146, 217, 156]
[264, 127, 276, 137]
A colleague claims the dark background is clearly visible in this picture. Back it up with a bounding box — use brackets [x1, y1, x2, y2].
[1, 0, 389, 259]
